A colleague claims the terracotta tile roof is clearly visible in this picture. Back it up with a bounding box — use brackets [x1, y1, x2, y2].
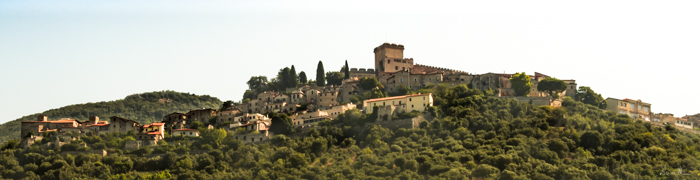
[90, 124, 110, 127]
[150, 123, 165, 126]
[142, 125, 151, 128]
[364, 93, 432, 103]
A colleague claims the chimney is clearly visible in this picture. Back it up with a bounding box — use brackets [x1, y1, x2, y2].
[38, 115, 47, 121]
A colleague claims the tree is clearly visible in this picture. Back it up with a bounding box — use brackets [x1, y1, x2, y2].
[537, 77, 567, 98]
[190, 121, 204, 129]
[509, 72, 532, 96]
[326, 71, 344, 86]
[344, 60, 350, 79]
[220, 100, 234, 110]
[298, 71, 308, 84]
[246, 76, 268, 90]
[396, 85, 414, 95]
[201, 128, 227, 148]
[579, 131, 603, 151]
[359, 77, 383, 90]
[316, 61, 326, 87]
[472, 164, 500, 179]
[269, 113, 295, 135]
[243, 90, 257, 101]
[276, 67, 292, 90]
[289, 65, 298, 88]
[574, 86, 607, 109]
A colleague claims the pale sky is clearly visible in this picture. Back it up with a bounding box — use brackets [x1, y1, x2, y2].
[1, 0, 699, 123]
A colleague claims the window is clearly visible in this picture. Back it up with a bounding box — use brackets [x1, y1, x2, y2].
[619, 110, 627, 114]
[400, 78, 403, 82]
[630, 104, 636, 110]
[403, 67, 406, 70]
[409, 98, 412, 101]
[423, 97, 425, 100]
[411, 105, 414, 108]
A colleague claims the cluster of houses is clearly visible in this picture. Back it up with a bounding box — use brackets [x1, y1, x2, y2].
[19, 43, 698, 150]
[605, 98, 697, 131]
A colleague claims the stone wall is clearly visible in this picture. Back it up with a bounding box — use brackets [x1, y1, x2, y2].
[61, 149, 107, 156]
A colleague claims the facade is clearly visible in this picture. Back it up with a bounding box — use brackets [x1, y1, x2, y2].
[172, 129, 200, 137]
[21, 115, 79, 138]
[186, 108, 216, 124]
[162, 112, 187, 134]
[217, 107, 241, 124]
[291, 110, 330, 128]
[606, 98, 652, 121]
[363, 93, 434, 114]
[108, 116, 141, 134]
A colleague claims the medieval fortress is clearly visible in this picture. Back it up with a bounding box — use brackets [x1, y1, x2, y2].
[19, 43, 696, 150]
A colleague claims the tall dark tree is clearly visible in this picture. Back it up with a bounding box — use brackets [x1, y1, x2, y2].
[326, 71, 344, 86]
[316, 61, 326, 87]
[289, 65, 298, 88]
[298, 71, 308, 84]
[276, 67, 291, 90]
[344, 60, 350, 79]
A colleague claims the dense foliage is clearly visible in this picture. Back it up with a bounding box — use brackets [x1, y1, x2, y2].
[316, 61, 325, 87]
[0, 91, 221, 145]
[509, 72, 533, 97]
[2, 85, 700, 179]
[537, 77, 567, 98]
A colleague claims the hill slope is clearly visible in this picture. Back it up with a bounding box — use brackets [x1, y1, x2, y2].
[0, 90, 221, 144]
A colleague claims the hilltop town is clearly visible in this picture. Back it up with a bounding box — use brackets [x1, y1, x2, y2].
[18, 43, 700, 151]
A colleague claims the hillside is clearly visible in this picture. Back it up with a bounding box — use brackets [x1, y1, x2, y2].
[2, 85, 699, 179]
[0, 90, 221, 144]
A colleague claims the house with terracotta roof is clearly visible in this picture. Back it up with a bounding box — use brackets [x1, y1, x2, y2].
[21, 115, 80, 138]
[135, 122, 165, 145]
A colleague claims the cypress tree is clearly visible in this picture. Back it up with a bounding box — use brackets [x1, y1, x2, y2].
[316, 61, 325, 86]
[289, 65, 298, 88]
[344, 60, 350, 79]
[298, 71, 307, 84]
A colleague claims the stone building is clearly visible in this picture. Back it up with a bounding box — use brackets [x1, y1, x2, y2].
[186, 108, 216, 124]
[216, 107, 241, 124]
[162, 112, 187, 134]
[21, 115, 79, 138]
[290, 110, 330, 128]
[363, 93, 434, 121]
[606, 98, 652, 121]
[172, 129, 200, 137]
[108, 116, 141, 134]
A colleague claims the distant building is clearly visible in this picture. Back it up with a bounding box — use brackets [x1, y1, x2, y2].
[363, 93, 433, 121]
[172, 129, 200, 137]
[606, 98, 652, 121]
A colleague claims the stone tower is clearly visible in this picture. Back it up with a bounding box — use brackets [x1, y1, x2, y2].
[374, 43, 413, 73]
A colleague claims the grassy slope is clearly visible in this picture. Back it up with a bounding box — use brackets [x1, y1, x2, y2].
[0, 90, 221, 144]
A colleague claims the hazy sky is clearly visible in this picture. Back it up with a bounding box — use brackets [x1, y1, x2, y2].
[1, 0, 699, 123]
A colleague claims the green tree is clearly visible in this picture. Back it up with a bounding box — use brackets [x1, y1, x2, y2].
[189, 121, 204, 129]
[269, 113, 295, 135]
[289, 65, 298, 88]
[276, 67, 292, 90]
[298, 71, 308, 84]
[537, 77, 567, 98]
[316, 61, 326, 87]
[326, 71, 344, 86]
[509, 72, 533, 96]
[359, 77, 383, 90]
[579, 131, 603, 151]
[246, 76, 268, 90]
[220, 100, 234, 110]
[201, 128, 227, 148]
[574, 86, 607, 109]
[472, 164, 500, 179]
[344, 60, 350, 79]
